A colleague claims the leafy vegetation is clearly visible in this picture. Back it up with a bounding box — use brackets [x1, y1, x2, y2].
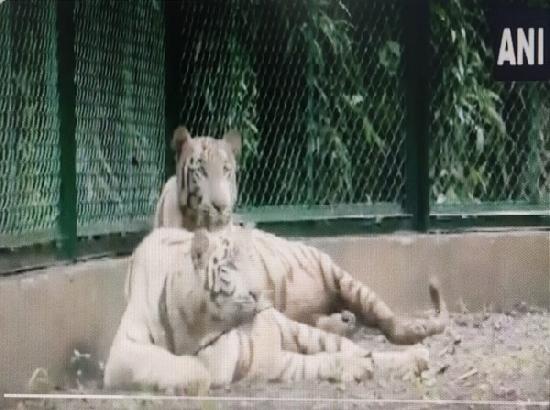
[179, 0, 547, 209]
[430, 0, 548, 205]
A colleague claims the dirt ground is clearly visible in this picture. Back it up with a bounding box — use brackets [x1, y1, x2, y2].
[6, 308, 550, 410]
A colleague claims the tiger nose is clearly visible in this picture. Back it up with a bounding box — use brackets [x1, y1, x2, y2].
[212, 199, 228, 213]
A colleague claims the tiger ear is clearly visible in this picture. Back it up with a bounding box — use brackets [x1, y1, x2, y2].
[191, 229, 210, 270]
[172, 126, 192, 157]
[222, 130, 242, 160]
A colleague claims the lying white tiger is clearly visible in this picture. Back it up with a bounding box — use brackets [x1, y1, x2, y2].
[104, 229, 429, 394]
[154, 127, 449, 345]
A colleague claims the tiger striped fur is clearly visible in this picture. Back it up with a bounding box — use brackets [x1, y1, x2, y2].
[154, 127, 449, 344]
[197, 307, 429, 387]
[104, 228, 429, 393]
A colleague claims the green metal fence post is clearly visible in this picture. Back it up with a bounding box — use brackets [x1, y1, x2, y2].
[56, 0, 77, 259]
[402, 0, 431, 232]
[305, 0, 317, 207]
[527, 83, 541, 204]
[164, 0, 183, 180]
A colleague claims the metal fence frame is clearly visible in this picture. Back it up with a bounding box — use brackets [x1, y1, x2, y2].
[0, 0, 548, 275]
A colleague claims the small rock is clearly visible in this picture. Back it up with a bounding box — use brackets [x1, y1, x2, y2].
[494, 386, 518, 400]
[454, 315, 471, 327]
[515, 301, 529, 314]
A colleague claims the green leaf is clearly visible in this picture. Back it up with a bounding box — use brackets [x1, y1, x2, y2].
[475, 127, 484, 153]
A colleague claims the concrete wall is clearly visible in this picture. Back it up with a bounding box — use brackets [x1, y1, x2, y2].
[1, 230, 548, 394]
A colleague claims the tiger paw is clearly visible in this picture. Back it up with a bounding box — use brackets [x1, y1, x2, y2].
[372, 345, 430, 378]
[316, 310, 357, 337]
[159, 357, 211, 396]
[336, 354, 373, 383]
[407, 345, 429, 375]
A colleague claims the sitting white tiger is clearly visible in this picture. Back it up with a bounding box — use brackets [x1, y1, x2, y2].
[154, 127, 449, 345]
[104, 229, 429, 394]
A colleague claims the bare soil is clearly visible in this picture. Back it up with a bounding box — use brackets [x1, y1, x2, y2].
[6, 309, 550, 410]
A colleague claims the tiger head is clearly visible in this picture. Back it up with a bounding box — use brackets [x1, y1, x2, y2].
[172, 127, 241, 231]
[191, 229, 257, 328]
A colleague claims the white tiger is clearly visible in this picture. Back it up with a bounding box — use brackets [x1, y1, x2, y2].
[104, 229, 429, 394]
[154, 127, 449, 345]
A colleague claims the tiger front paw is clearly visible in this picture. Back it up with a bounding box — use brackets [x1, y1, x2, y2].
[158, 357, 211, 396]
[372, 345, 430, 378]
[336, 354, 373, 383]
[407, 345, 429, 375]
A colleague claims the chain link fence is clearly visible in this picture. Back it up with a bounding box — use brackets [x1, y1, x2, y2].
[0, 0, 61, 248]
[429, 0, 549, 212]
[74, 0, 165, 237]
[0, 0, 547, 251]
[178, 0, 407, 220]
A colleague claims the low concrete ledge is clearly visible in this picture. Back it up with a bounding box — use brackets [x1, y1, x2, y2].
[1, 230, 548, 393]
[305, 230, 549, 313]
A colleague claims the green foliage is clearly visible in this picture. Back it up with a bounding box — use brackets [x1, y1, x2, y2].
[282, 0, 404, 205]
[220, 20, 259, 179]
[430, 0, 548, 205]
[430, 0, 505, 204]
[300, 0, 356, 203]
[203, 0, 407, 207]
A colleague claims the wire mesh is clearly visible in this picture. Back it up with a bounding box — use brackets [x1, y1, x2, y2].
[0, 0, 547, 251]
[176, 0, 407, 217]
[74, 0, 165, 236]
[429, 0, 549, 210]
[0, 0, 61, 247]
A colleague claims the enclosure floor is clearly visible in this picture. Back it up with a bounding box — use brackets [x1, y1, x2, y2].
[7, 310, 550, 410]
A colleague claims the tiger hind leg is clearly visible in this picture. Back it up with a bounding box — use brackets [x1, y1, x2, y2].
[271, 350, 373, 383]
[269, 309, 367, 356]
[270, 311, 429, 382]
[196, 308, 371, 386]
[269, 306, 430, 382]
[340, 273, 449, 345]
[312, 246, 449, 344]
[247, 308, 371, 381]
[197, 309, 428, 386]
